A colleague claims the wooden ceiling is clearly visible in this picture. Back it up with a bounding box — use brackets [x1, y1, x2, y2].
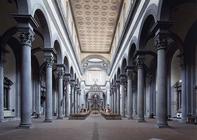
[69, 0, 123, 53]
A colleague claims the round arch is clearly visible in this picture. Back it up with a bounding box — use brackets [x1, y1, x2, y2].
[64, 56, 69, 73]
[138, 14, 156, 50]
[128, 42, 137, 66]
[121, 58, 127, 74]
[54, 40, 63, 64]
[117, 68, 121, 79]
[33, 8, 52, 49]
[70, 66, 74, 78]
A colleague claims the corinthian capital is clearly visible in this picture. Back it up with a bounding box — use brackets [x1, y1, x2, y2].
[43, 48, 56, 68]
[154, 32, 169, 50]
[153, 21, 172, 50]
[136, 55, 144, 69]
[18, 32, 34, 46]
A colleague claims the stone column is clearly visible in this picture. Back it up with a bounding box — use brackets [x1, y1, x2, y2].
[106, 82, 110, 107]
[73, 86, 76, 113]
[76, 88, 79, 113]
[116, 80, 120, 115]
[112, 93, 114, 111]
[120, 74, 126, 117]
[113, 85, 117, 113]
[0, 54, 4, 122]
[126, 67, 134, 119]
[110, 93, 112, 110]
[35, 82, 41, 118]
[110, 87, 113, 112]
[110, 86, 113, 112]
[12, 15, 39, 128]
[18, 30, 34, 128]
[70, 80, 75, 114]
[44, 49, 54, 122]
[64, 73, 70, 117]
[155, 31, 169, 128]
[57, 65, 64, 119]
[70, 84, 73, 114]
[137, 55, 145, 122]
[66, 82, 70, 117]
[113, 85, 116, 113]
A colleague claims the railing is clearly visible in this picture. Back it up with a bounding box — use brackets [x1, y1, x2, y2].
[100, 111, 121, 120]
[69, 111, 90, 120]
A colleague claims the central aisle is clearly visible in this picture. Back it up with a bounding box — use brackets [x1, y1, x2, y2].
[85, 111, 106, 121]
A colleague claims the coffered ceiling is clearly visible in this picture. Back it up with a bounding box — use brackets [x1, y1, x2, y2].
[69, 0, 123, 53]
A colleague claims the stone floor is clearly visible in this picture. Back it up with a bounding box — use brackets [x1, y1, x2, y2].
[0, 114, 197, 140]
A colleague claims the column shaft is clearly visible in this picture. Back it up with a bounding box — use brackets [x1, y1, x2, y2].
[156, 48, 168, 127]
[137, 66, 145, 122]
[18, 31, 34, 128]
[35, 82, 41, 117]
[57, 71, 63, 119]
[0, 56, 4, 122]
[70, 85, 73, 114]
[20, 36, 33, 128]
[117, 85, 120, 114]
[127, 77, 133, 119]
[120, 84, 125, 117]
[114, 89, 117, 113]
[73, 86, 75, 113]
[45, 57, 53, 122]
[65, 83, 70, 117]
[112, 93, 114, 112]
[76, 91, 78, 113]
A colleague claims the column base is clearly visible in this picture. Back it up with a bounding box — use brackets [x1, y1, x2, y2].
[0, 119, 5, 123]
[44, 119, 53, 123]
[137, 118, 145, 123]
[57, 116, 63, 120]
[127, 115, 133, 120]
[149, 113, 155, 119]
[35, 114, 41, 119]
[18, 123, 32, 129]
[155, 123, 169, 128]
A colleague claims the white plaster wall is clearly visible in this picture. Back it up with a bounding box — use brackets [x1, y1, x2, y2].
[171, 50, 181, 117]
[146, 84, 150, 117]
[83, 70, 108, 85]
[80, 82, 86, 108]
[4, 46, 16, 116]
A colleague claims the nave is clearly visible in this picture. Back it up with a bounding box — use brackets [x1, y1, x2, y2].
[0, 0, 197, 139]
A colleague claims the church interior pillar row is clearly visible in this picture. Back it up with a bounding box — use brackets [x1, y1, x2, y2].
[154, 28, 170, 128]
[136, 55, 145, 122]
[0, 54, 4, 122]
[126, 66, 135, 119]
[44, 49, 55, 123]
[116, 81, 120, 115]
[57, 65, 64, 119]
[14, 15, 38, 128]
[120, 74, 126, 117]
